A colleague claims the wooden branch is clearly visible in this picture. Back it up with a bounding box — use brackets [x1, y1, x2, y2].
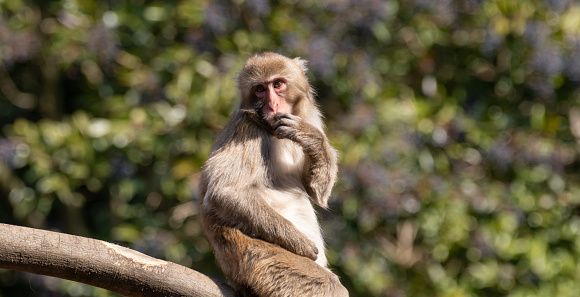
[0, 223, 235, 297]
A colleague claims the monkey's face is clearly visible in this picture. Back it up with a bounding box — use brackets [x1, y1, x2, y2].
[253, 77, 291, 123]
[237, 52, 311, 123]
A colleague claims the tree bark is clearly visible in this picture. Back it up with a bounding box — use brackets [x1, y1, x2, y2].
[0, 223, 235, 297]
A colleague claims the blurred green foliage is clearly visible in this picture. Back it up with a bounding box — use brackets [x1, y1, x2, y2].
[2, 0, 580, 296]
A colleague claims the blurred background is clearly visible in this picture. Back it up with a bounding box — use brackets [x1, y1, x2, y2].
[1, 0, 580, 296]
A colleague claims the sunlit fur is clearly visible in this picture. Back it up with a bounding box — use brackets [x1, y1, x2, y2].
[199, 52, 347, 297]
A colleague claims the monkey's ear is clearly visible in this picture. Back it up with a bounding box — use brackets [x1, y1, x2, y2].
[294, 57, 308, 74]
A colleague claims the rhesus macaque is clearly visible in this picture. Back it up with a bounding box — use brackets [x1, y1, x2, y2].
[199, 52, 348, 297]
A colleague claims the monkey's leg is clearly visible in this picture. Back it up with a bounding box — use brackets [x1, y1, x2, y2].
[211, 225, 348, 297]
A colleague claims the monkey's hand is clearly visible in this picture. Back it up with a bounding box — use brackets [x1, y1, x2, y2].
[271, 113, 319, 144]
[272, 113, 338, 207]
[278, 230, 319, 261]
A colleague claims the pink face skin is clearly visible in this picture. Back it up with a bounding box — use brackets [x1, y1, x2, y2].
[255, 78, 290, 123]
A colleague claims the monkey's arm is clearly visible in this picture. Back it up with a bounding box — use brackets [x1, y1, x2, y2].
[272, 114, 338, 207]
[202, 177, 319, 261]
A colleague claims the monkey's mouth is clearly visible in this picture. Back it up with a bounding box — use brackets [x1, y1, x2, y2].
[262, 109, 278, 124]
[254, 101, 277, 124]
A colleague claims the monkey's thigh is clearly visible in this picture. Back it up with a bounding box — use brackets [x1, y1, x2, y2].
[219, 228, 348, 297]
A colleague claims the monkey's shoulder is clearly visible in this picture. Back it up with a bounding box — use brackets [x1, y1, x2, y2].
[212, 114, 270, 145]
[201, 134, 269, 186]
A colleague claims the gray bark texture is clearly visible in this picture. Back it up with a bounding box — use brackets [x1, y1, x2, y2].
[0, 223, 235, 297]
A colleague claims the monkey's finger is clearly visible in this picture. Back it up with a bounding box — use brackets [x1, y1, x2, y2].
[272, 118, 300, 131]
[274, 113, 302, 122]
[271, 120, 291, 130]
[306, 245, 319, 261]
[297, 247, 318, 261]
[273, 113, 292, 120]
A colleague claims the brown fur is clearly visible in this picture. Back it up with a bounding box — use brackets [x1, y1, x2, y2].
[199, 53, 347, 297]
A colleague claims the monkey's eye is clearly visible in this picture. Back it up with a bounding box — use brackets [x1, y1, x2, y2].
[255, 85, 266, 93]
[273, 80, 283, 88]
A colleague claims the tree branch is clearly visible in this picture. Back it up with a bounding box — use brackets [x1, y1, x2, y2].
[0, 223, 235, 297]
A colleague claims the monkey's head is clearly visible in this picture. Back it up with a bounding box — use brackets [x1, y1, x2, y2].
[237, 52, 314, 124]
